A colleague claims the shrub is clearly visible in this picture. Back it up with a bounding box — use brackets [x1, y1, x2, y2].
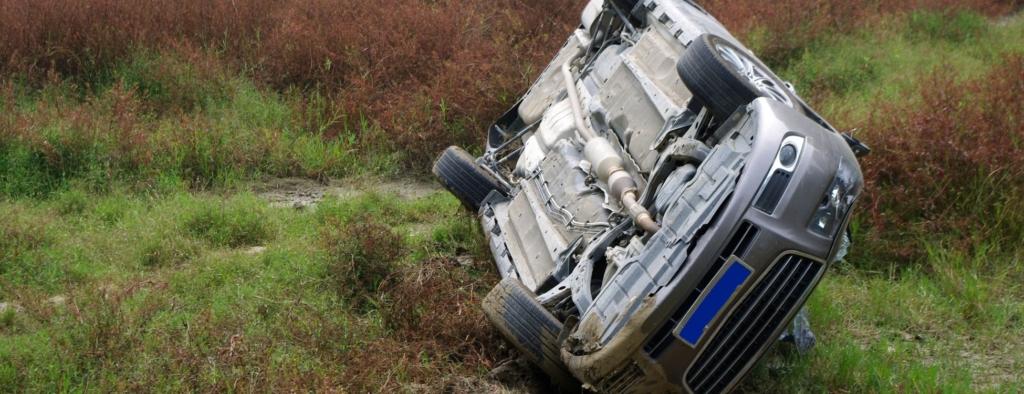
[316, 192, 402, 227]
[140, 233, 201, 268]
[53, 188, 90, 216]
[183, 196, 271, 248]
[854, 55, 1024, 262]
[702, 0, 1015, 66]
[411, 215, 487, 260]
[112, 48, 231, 114]
[0, 209, 49, 268]
[344, 257, 504, 391]
[319, 219, 405, 304]
[0, 0, 581, 171]
[906, 10, 989, 43]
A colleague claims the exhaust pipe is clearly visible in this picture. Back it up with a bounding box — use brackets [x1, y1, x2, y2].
[561, 61, 660, 234]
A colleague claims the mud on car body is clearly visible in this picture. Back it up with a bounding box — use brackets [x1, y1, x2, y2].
[433, 0, 869, 392]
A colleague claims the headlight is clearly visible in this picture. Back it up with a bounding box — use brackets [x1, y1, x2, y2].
[808, 159, 862, 237]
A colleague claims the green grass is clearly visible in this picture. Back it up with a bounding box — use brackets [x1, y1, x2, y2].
[744, 246, 1024, 392]
[777, 11, 1024, 122]
[0, 55, 401, 198]
[0, 182, 495, 391]
[1, 7, 1022, 393]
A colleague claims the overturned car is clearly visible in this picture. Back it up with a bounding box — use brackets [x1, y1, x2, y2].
[433, 0, 868, 392]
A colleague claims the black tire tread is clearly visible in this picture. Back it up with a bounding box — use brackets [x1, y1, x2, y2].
[677, 34, 777, 120]
[483, 278, 579, 391]
[432, 146, 505, 212]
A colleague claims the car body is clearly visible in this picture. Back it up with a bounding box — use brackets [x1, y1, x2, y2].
[433, 0, 868, 392]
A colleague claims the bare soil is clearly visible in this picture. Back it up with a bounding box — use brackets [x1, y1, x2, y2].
[254, 177, 441, 208]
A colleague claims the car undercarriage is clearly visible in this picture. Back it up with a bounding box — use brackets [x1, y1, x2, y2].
[433, 0, 868, 392]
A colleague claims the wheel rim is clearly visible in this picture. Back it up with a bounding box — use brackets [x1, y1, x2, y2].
[714, 41, 794, 108]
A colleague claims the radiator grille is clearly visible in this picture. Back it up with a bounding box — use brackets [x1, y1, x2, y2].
[643, 222, 759, 358]
[685, 254, 822, 393]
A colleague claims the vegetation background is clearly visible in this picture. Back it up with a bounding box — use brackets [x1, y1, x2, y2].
[0, 0, 1022, 391]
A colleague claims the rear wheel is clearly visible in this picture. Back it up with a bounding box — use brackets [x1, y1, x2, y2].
[677, 34, 799, 120]
[432, 146, 507, 212]
[483, 278, 579, 391]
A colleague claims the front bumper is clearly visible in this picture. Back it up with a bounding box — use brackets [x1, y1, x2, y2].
[567, 100, 863, 392]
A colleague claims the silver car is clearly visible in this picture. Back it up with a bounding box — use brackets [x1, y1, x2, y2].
[433, 0, 868, 392]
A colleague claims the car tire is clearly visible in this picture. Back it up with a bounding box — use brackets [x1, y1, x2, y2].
[432, 146, 507, 213]
[482, 278, 579, 391]
[677, 33, 798, 120]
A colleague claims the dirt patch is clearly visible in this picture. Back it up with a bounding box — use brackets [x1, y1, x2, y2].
[327, 177, 441, 201]
[255, 177, 441, 208]
[488, 357, 556, 393]
[253, 178, 326, 208]
[0, 301, 23, 313]
[995, 10, 1023, 26]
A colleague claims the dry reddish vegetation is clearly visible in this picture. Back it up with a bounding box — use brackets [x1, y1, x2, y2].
[313, 214, 508, 390]
[0, 0, 580, 166]
[853, 55, 1024, 260]
[702, 0, 1019, 65]
[348, 258, 507, 391]
[2, 0, 1017, 170]
[320, 219, 404, 304]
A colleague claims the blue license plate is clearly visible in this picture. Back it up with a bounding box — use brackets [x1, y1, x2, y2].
[679, 260, 753, 346]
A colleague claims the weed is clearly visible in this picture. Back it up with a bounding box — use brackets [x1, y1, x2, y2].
[0, 208, 50, 272]
[410, 214, 487, 261]
[0, 0, 582, 172]
[90, 195, 129, 225]
[907, 10, 989, 43]
[53, 188, 90, 216]
[347, 258, 504, 390]
[317, 192, 402, 226]
[0, 307, 15, 330]
[319, 219, 404, 304]
[183, 195, 272, 248]
[113, 48, 231, 114]
[140, 233, 201, 268]
[855, 54, 1024, 263]
[381, 258, 492, 342]
[703, 0, 1015, 66]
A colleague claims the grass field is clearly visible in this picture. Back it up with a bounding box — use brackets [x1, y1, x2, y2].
[1, 1, 1022, 392]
